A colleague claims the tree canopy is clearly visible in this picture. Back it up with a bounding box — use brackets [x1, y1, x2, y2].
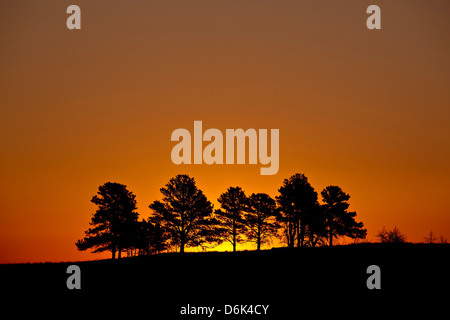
[276, 173, 318, 247]
[77, 174, 369, 258]
[215, 186, 248, 252]
[76, 182, 139, 259]
[244, 193, 280, 251]
[321, 185, 367, 246]
[148, 174, 221, 253]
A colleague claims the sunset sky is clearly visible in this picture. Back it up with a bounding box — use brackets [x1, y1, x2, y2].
[1, 1, 449, 263]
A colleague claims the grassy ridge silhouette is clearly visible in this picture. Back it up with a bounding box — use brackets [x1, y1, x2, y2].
[1, 243, 449, 318]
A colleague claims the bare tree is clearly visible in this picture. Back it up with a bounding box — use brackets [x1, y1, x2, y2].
[376, 226, 407, 244]
[424, 230, 437, 244]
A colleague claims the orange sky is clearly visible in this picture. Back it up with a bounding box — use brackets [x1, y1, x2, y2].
[1, 1, 449, 263]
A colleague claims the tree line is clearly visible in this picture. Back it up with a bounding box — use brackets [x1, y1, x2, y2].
[76, 173, 367, 259]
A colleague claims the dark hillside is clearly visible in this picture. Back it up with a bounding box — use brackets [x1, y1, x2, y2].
[1, 243, 448, 317]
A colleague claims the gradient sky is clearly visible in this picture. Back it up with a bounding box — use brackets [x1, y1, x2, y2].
[1, 1, 449, 263]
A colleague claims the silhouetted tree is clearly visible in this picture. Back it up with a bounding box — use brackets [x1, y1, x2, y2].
[321, 186, 366, 246]
[424, 230, 437, 244]
[276, 173, 318, 247]
[215, 186, 248, 252]
[76, 182, 139, 259]
[135, 219, 168, 255]
[244, 193, 280, 251]
[148, 174, 221, 253]
[377, 226, 407, 244]
[305, 204, 328, 247]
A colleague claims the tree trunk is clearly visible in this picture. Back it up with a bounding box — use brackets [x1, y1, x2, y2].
[288, 220, 294, 248]
[257, 226, 261, 251]
[180, 234, 185, 253]
[311, 235, 316, 247]
[112, 247, 116, 260]
[329, 227, 333, 247]
[299, 224, 305, 247]
[232, 219, 237, 252]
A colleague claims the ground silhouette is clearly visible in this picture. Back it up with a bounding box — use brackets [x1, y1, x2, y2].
[2, 243, 449, 318]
